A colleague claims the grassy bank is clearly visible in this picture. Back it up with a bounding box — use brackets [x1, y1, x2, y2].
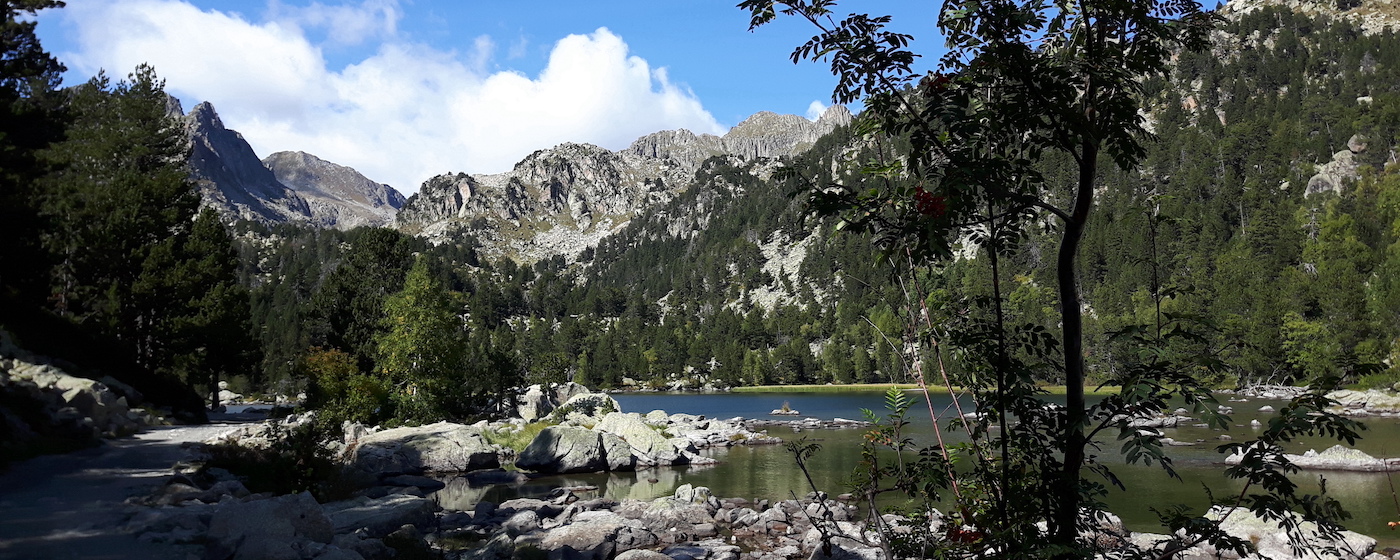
[730, 383, 1121, 396]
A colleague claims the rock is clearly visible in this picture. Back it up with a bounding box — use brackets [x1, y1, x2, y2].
[1207, 505, 1374, 559]
[1349, 134, 1369, 154]
[207, 492, 333, 560]
[312, 547, 366, 560]
[616, 490, 716, 535]
[350, 421, 500, 474]
[552, 392, 622, 424]
[381, 474, 446, 490]
[517, 425, 607, 473]
[503, 510, 541, 537]
[331, 533, 394, 560]
[323, 494, 439, 538]
[383, 524, 433, 559]
[539, 510, 657, 560]
[596, 412, 680, 465]
[617, 550, 671, 560]
[1259, 405, 1276, 413]
[459, 533, 515, 560]
[186, 101, 315, 224]
[600, 431, 636, 470]
[264, 150, 406, 230]
[809, 539, 886, 560]
[1307, 150, 1362, 197]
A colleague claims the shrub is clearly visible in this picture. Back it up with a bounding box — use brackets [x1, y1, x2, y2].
[203, 417, 352, 501]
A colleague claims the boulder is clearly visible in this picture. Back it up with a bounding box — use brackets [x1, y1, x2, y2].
[1225, 444, 1400, 472]
[616, 487, 716, 534]
[516, 382, 599, 421]
[553, 392, 622, 424]
[596, 412, 680, 465]
[350, 421, 500, 474]
[539, 510, 657, 560]
[517, 425, 607, 473]
[600, 431, 636, 470]
[616, 550, 671, 560]
[207, 492, 333, 560]
[1207, 506, 1374, 560]
[323, 494, 439, 538]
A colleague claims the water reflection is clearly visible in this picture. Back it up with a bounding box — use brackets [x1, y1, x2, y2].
[433, 392, 1400, 547]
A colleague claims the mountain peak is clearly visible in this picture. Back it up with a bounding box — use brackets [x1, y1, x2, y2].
[263, 150, 405, 230]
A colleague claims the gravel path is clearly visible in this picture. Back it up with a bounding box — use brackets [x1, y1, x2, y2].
[0, 421, 248, 560]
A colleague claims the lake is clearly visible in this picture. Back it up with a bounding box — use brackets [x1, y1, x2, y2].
[435, 391, 1400, 546]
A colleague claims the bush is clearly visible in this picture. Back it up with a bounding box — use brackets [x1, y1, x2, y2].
[203, 417, 352, 501]
[1353, 370, 1400, 391]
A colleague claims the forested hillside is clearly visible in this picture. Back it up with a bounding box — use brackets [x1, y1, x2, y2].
[233, 5, 1400, 404]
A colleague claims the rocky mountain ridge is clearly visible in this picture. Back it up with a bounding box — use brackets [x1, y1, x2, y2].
[183, 101, 404, 229]
[396, 104, 854, 261]
[1221, 0, 1400, 33]
[264, 150, 406, 229]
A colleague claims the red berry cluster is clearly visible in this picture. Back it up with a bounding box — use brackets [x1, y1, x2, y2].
[913, 187, 947, 217]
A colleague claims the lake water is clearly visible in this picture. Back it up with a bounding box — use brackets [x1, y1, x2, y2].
[436, 391, 1400, 545]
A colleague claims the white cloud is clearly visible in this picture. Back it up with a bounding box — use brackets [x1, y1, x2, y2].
[55, 0, 725, 195]
[805, 100, 828, 121]
[266, 0, 401, 46]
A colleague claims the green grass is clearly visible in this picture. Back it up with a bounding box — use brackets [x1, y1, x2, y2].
[731, 383, 1121, 396]
[481, 421, 552, 451]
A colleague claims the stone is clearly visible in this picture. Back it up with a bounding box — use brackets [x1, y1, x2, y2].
[539, 510, 656, 560]
[517, 425, 607, 473]
[600, 431, 636, 470]
[1349, 134, 1369, 154]
[553, 392, 622, 424]
[264, 150, 406, 229]
[503, 510, 541, 537]
[323, 494, 439, 538]
[809, 540, 886, 560]
[1207, 505, 1374, 560]
[461, 533, 515, 560]
[617, 550, 671, 560]
[381, 474, 446, 490]
[207, 492, 333, 560]
[331, 533, 394, 560]
[595, 412, 680, 465]
[312, 547, 366, 560]
[350, 421, 500, 474]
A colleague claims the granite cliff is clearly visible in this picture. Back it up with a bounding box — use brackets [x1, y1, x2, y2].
[396, 105, 853, 261]
[184, 102, 404, 229]
[264, 151, 406, 229]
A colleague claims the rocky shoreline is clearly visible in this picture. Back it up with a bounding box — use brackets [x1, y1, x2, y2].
[128, 466, 1381, 560]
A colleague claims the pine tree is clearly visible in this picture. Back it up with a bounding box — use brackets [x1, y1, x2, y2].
[0, 0, 66, 302]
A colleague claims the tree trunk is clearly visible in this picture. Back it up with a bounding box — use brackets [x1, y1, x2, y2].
[1052, 142, 1098, 551]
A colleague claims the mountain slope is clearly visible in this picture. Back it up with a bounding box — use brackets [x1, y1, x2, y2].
[395, 105, 854, 261]
[264, 151, 406, 229]
[185, 102, 313, 225]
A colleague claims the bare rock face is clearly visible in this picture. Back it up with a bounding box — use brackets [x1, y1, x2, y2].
[1221, 0, 1400, 34]
[185, 102, 313, 224]
[263, 151, 405, 229]
[398, 106, 852, 261]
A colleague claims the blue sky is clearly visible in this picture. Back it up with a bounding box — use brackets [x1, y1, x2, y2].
[35, 0, 939, 194]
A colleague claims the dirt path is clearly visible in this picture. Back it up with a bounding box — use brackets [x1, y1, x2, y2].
[0, 421, 248, 560]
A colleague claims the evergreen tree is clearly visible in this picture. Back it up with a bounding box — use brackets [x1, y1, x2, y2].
[0, 0, 65, 302]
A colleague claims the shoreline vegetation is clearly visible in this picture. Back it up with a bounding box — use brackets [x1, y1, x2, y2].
[729, 383, 1122, 396]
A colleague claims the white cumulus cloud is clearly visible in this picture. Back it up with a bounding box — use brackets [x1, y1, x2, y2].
[804, 100, 828, 121]
[53, 0, 725, 195]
